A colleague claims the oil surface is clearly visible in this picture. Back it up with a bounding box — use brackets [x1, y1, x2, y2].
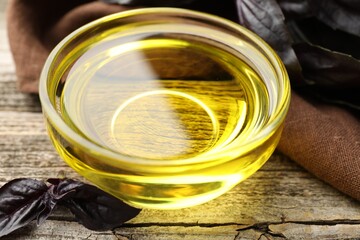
[51, 29, 276, 208]
[60, 35, 267, 159]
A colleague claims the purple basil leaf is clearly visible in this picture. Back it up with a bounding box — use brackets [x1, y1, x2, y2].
[291, 18, 360, 59]
[337, 0, 360, 10]
[236, 0, 303, 84]
[36, 179, 84, 225]
[315, 0, 360, 37]
[36, 191, 57, 225]
[277, 0, 317, 19]
[294, 42, 360, 88]
[60, 183, 141, 231]
[0, 179, 48, 237]
[0, 178, 141, 236]
[47, 178, 84, 198]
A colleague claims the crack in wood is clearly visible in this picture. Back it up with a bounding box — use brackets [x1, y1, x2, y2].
[45, 217, 360, 228]
[119, 219, 360, 228]
[113, 229, 131, 240]
[280, 219, 360, 226]
[235, 222, 286, 240]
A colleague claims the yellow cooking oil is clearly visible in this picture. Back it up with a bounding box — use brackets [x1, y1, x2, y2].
[48, 31, 280, 209]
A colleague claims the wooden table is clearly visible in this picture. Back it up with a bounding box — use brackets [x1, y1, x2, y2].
[1, 1, 359, 239]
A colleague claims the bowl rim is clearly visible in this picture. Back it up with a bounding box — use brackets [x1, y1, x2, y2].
[39, 7, 291, 167]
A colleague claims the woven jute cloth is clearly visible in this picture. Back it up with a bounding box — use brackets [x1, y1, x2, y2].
[6, 0, 360, 201]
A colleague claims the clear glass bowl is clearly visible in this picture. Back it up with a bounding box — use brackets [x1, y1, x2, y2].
[39, 8, 290, 209]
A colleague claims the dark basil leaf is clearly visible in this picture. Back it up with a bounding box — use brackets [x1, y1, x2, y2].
[60, 183, 141, 231]
[336, 0, 360, 10]
[0, 179, 48, 237]
[1, 178, 142, 236]
[277, 0, 317, 19]
[36, 179, 85, 225]
[47, 178, 84, 198]
[236, 0, 303, 84]
[291, 18, 360, 59]
[315, 0, 360, 37]
[100, 0, 196, 6]
[294, 42, 360, 88]
[36, 192, 56, 225]
[276, 0, 360, 38]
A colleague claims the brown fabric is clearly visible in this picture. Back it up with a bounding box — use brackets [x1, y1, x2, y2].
[6, 0, 360, 201]
[6, 0, 131, 92]
[278, 92, 360, 200]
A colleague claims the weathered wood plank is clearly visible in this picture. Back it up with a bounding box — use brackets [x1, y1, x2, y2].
[0, 0, 15, 73]
[0, 111, 46, 134]
[0, 81, 42, 111]
[0, 11, 38, 109]
[268, 222, 360, 240]
[0, 71, 16, 82]
[1, 221, 241, 240]
[2, 220, 360, 240]
[1, 221, 119, 240]
[114, 225, 239, 240]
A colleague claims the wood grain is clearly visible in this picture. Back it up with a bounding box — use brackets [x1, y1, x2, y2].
[0, 1, 359, 239]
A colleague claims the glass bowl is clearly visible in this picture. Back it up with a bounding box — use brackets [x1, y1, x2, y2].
[39, 8, 290, 209]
